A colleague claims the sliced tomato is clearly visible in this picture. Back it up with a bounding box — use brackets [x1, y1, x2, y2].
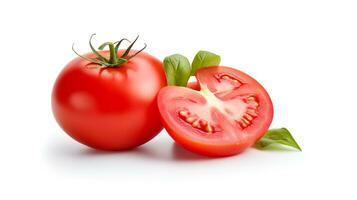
[158, 66, 273, 156]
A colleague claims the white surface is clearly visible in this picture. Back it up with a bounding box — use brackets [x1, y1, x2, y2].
[0, 0, 356, 199]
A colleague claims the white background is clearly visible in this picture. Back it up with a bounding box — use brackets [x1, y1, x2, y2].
[0, 0, 356, 199]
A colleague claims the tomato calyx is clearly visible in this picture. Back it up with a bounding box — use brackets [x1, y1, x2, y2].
[72, 34, 147, 68]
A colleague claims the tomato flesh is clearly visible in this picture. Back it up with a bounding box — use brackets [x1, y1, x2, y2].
[158, 66, 273, 156]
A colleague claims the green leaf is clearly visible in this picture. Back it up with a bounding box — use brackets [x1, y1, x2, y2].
[254, 128, 302, 151]
[163, 54, 191, 86]
[191, 50, 221, 75]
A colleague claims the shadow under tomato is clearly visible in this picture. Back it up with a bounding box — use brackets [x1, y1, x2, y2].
[71, 141, 230, 162]
[45, 132, 263, 177]
[46, 132, 222, 164]
[170, 143, 219, 161]
[47, 138, 167, 161]
[253, 144, 302, 152]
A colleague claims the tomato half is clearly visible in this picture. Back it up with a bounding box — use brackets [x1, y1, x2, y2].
[52, 50, 166, 150]
[158, 66, 273, 156]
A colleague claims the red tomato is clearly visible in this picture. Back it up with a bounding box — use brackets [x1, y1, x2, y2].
[187, 82, 200, 90]
[52, 50, 166, 150]
[158, 66, 273, 156]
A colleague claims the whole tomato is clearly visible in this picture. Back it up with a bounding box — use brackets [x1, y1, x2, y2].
[52, 35, 166, 150]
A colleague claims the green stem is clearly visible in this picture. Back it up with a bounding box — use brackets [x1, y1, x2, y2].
[72, 34, 146, 68]
[107, 42, 117, 64]
[89, 34, 109, 62]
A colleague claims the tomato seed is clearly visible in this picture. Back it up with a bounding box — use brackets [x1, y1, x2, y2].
[205, 123, 213, 133]
[199, 120, 208, 127]
[238, 121, 248, 128]
[244, 114, 253, 121]
[242, 118, 250, 125]
[247, 108, 258, 115]
[178, 110, 190, 117]
[178, 109, 216, 133]
[247, 96, 256, 101]
[186, 117, 196, 123]
[250, 101, 259, 107]
[192, 119, 201, 128]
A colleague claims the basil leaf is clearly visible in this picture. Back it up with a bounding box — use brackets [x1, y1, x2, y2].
[163, 54, 191, 86]
[191, 50, 221, 75]
[255, 128, 302, 151]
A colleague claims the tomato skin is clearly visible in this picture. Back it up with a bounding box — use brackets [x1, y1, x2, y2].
[187, 82, 200, 90]
[158, 66, 273, 157]
[52, 50, 166, 150]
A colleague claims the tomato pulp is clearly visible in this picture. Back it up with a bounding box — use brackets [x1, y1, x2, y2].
[158, 66, 273, 156]
[52, 50, 166, 150]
